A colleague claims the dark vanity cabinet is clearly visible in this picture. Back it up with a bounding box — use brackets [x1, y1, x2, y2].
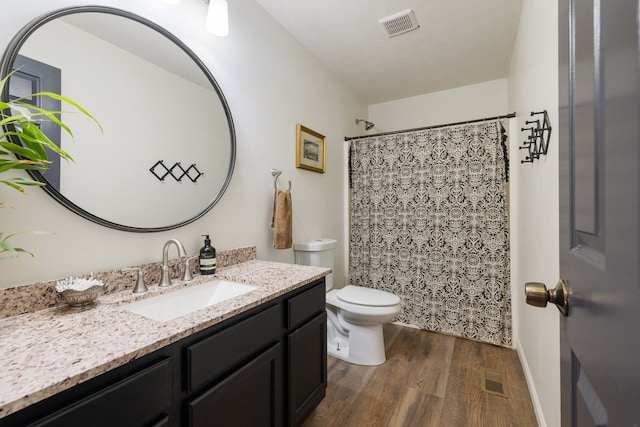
[184, 279, 327, 427]
[6, 353, 176, 427]
[0, 279, 326, 427]
[0, 351, 176, 427]
[185, 304, 284, 426]
[286, 282, 328, 426]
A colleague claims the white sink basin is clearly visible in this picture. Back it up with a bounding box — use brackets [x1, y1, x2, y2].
[122, 280, 258, 322]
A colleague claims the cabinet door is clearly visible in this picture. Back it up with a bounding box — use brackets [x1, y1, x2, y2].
[188, 343, 282, 427]
[287, 312, 327, 426]
[31, 359, 171, 427]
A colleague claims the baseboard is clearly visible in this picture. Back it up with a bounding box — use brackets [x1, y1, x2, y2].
[516, 342, 546, 427]
[391, 321, 420, 329]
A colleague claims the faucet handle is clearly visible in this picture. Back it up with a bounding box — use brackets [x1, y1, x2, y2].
[182, 256, 199, 282]
[122, 268, 148, 293]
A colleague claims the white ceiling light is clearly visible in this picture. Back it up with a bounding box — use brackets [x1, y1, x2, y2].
[206, 0, 229, 36]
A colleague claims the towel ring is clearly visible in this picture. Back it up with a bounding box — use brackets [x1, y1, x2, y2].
[271, 169, 291, 191]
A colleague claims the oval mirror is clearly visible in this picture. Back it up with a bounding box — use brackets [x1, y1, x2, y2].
[0, 6, 236, 232]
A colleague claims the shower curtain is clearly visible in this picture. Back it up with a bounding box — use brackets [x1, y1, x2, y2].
[349, 121, 511, 346]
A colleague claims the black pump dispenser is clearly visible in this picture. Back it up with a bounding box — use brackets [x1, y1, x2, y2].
[199, 235, 216, 275]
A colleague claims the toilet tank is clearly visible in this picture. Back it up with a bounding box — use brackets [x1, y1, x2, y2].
[293, 238, 336, 291]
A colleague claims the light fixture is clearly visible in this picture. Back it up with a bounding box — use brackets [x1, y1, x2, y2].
[163, 0, 181, 4]
[206, 0, 229, 36]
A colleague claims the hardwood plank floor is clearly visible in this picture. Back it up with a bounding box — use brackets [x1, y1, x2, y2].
[302, 324, 538, 427]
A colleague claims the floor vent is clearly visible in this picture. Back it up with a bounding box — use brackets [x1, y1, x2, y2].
[378, 9, 420, 38]
[480, 367, 509, 398]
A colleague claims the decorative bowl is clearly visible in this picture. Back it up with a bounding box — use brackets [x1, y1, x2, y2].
[57, 285, 103, 307]
[55, 277, 105, 308]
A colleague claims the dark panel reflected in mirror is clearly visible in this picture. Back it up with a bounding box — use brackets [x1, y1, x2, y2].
[0, 6, 236, 232]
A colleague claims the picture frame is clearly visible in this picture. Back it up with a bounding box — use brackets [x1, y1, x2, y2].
[296, 124, 326, 173]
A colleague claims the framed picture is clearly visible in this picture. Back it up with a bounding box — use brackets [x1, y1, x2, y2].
[296, 124, 326, 173]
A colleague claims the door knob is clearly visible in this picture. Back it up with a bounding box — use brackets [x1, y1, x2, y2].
[525, 279, 569, 317]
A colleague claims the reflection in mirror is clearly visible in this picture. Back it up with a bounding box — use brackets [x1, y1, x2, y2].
[1, 7, 235, 231]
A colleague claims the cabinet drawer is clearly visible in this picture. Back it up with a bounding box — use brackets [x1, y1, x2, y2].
[186, 304, 281, 393]
[287, 281, 325, 331]
[32, 359, 171, 427]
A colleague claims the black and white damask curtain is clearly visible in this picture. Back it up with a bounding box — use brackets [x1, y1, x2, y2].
[349, 121, 511, 346]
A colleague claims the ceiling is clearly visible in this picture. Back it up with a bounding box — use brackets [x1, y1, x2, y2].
[254, 0, 523, 105]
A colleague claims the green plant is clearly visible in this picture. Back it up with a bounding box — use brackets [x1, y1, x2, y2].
[0, 70, 100, 259]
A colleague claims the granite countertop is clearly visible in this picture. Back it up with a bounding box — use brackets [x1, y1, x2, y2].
[0, 260, 329, 419]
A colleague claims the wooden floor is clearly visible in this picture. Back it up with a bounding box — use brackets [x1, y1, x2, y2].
[302, 324, 538, 427]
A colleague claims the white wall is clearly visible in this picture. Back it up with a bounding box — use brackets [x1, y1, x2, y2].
[508, 0, 560, 426]
[368, 78, 508, 132]
[0, 0, 366, 288]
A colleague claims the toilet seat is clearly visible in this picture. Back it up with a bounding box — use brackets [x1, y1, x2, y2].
[335, 285, 401, 307]
[326, 290, 400, 319]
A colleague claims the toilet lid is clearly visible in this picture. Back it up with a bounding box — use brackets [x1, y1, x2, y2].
[336, 285, 401, 307]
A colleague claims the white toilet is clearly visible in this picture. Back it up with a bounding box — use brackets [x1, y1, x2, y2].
[294, 238, 401, 366]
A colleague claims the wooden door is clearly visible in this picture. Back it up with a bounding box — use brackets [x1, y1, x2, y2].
[558, 0, 640, 425]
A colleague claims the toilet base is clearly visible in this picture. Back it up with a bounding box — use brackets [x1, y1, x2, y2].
[327, 321, 387, 366]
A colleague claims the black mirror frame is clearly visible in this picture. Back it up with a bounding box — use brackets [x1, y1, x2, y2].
[0, 5, 236, 232]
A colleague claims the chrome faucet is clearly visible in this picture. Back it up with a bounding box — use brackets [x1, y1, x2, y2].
[159, 239, 187, 287]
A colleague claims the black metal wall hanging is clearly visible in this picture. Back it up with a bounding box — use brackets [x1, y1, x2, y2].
[150, 160, 203, 183]
[520, 110, 551, 163]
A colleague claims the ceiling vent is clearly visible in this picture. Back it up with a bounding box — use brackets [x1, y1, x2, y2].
[378, 9, 420, 38]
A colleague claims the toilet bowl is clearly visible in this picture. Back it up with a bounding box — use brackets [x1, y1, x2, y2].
[294, 238, 401, 366]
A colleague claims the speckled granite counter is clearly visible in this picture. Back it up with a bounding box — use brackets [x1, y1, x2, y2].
[0, 259, 329, 419]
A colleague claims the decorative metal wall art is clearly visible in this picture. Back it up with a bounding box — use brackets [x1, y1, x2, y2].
[150, 160, 203, 183]
[520, 110, 551, 164]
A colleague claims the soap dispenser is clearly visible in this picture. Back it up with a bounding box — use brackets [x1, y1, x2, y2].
[199, 235, 217, 275]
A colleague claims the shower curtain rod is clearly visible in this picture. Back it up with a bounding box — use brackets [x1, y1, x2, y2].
[344, 112, 516, 141]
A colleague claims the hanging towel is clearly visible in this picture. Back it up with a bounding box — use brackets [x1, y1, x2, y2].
[272, 189, 292, 249]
